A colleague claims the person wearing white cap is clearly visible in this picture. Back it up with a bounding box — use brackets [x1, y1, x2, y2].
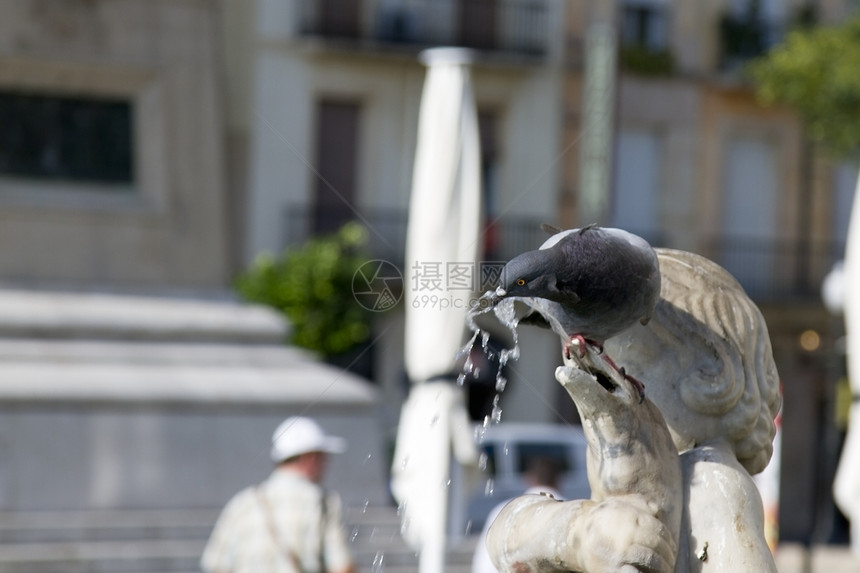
[201, 416, 356, 573]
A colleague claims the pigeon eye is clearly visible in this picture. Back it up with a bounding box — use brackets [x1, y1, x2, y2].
[516, 279, 526, 286]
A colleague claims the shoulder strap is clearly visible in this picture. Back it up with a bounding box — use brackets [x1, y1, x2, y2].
[255, 485, 304, 571]
[318, 490, 329, 570]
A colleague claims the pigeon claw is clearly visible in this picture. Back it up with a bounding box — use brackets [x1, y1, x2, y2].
[564, 334, 593, 360]
[601, 354, 646, 404]
[564, 335, 645, 403]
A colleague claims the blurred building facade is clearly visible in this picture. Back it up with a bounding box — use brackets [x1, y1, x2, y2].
[0, 0, 232, 290]
[235, 0, 572, 437]
[0, 0, 858, 564]
[0, 2, 386, 571]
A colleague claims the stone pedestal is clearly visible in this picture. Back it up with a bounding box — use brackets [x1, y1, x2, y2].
[0, 288, 388, 570]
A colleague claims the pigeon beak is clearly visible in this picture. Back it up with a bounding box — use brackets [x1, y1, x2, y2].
[495, 286, 507, 298]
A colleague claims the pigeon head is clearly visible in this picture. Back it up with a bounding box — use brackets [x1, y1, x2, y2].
[496, 249, 557, 299]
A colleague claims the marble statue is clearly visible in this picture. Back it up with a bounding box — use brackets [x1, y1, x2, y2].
[486, 249, 782, 572]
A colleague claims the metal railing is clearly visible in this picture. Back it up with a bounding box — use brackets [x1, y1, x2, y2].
[296, 0, 549, 58]
[283, 205, 844, 304]
[701, 236, 843, 302]
[283, 204, 552, 266]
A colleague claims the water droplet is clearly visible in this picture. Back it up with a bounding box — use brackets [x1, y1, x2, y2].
[350, 526, 359, 542]
[362, 499, 370, 512]
[478, 451, 489, 471]
[372, 551, 385, 572]
[456, 372, 466, 386]
[495, 374, 507, 392]
[484, 478, 495, 496]
[475, 423, 488, 443]
[457, 329, 480, 362]
[491, 404, 503, 423]
[464, 354, 474, 373]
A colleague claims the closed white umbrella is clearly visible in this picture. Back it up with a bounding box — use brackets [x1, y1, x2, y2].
[835, 165, 860, 556]
[391, 47, 482, 573]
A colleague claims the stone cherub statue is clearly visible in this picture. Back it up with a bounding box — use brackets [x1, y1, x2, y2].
[486, 248, 782, 572]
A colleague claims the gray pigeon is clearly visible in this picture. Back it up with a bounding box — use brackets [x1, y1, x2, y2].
[494, 224, 661, 400]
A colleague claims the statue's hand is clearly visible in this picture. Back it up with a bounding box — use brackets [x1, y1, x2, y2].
[570, 498, 677, 573]
[487, 496, 676, 573]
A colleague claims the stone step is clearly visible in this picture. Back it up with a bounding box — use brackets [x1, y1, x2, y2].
[0, 507, 478, 572]
[0, 289, 288, 344]
[0, 509, 217, 545]
[0, 540, 475, 573]
[0, 539, 204, 573]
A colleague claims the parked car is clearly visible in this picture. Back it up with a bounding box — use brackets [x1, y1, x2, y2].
[454, 422, 591, 534]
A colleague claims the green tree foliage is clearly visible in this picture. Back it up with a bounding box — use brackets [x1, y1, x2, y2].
[749, 16, 860, 156]
[236, 222, 373, 356]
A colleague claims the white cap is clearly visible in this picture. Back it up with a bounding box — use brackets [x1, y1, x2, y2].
[270, 417, 347, 462]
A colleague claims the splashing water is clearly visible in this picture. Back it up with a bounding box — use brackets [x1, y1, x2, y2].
[488, 394, 503, 425]
[495, 373, 507, 393]
[457, 292, 524, 428]
[493, 297, 522, 360]
[456, 329, 480, 387]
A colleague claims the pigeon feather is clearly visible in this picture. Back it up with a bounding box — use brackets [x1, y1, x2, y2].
[496, 225, 660, 344]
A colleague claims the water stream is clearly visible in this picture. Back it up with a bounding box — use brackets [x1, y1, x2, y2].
[457, 292, 525, 433]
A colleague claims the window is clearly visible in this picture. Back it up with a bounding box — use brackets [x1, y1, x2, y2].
[318, 0, 360, 38]
[458, 0, 498, 51]
[313, 100, 361, 234]
[478, 110, 501, 259]
[612, 128, 662, 239]
[0, 90, 133, 185]
[720, 135, 779, 297]
[621, 1, 669, 51]
[720, 0, 785, 69]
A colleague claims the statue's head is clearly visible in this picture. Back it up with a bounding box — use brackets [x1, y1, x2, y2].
[606, 248, 781, 475]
